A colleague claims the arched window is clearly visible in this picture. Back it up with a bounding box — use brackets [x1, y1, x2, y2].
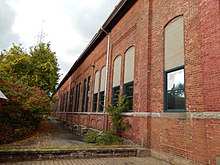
[93, 71, 99, 112]
[99, 66, 106, 112]
[124, 47, 135, 111]
[112, 56, 121, 105]
[164, 16, 185, 112]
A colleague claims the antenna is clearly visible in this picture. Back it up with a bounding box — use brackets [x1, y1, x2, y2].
[37, 20, 45, 44]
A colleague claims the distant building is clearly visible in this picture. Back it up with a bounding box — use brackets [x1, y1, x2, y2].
[0, 90, 7, 110]
[52, 0, 220, 164]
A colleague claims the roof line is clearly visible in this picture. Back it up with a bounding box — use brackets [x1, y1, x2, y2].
[55, 0, 136, 93]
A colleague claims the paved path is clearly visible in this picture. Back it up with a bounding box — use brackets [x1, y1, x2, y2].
[3, 157, 170, 165]
[0, 117, 94, 148]
[0, 117, 170, 165]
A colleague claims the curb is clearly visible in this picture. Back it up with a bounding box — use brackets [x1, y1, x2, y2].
[0, 147, 149, 163]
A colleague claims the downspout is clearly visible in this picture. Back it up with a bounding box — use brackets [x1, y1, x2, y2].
[101, 27, 110, 131]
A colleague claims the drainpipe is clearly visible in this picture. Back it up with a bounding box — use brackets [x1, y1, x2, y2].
[101, 27, 110, 131]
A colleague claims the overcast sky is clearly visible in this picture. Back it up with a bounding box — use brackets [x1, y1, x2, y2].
[0, 0, 120, 81]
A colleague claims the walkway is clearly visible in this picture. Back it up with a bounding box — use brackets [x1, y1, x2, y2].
[3, 157, 170, 165]
[1, 117, 94, 148]
[0, 117, 170, 165]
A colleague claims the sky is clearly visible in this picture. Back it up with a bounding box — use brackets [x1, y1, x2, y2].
[0, 0, 120, 81]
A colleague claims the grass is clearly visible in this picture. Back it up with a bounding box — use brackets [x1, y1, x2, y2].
[0, 145, 134, 151]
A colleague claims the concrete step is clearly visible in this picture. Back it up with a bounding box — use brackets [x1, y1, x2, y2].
[0, 147, 149, 163]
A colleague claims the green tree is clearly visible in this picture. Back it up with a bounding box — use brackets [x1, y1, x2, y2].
[29, 42, 60, 95]
[0, 44, 31, 84]
[0, 42, 60, 95]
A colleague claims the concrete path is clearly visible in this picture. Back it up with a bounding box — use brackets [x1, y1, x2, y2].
[0, 117, 171, 165]
[3, 157, 170, 165]
[0, 117, 94, 148]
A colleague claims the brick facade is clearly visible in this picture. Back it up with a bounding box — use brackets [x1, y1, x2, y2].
[52, 0, 220, 164]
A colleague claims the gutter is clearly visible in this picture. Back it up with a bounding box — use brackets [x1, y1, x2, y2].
[100, 27, 111, 131]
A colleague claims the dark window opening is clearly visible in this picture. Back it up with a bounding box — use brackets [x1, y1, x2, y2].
[82, 79, 87, 112]
[112, 86, 120, 106]
[123, 81, 133, 112]
[99, 91, 105, 112]
[85, 76, 90, 112]
[93, 93, 98, 112]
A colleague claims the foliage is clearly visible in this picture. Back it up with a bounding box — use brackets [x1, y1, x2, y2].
[0, 42, 60, 95]
[84, 131, 99, 143]
[96, 131, 123, 146]
[0, 78, 50, 144]
[0, 44, 31, 84]
[84, 131, 123, 146]
[29, 42, 60, 95]
[105, 95, 130, 135]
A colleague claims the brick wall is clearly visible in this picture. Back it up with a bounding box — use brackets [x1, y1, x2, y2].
[53, 0, 220, 164]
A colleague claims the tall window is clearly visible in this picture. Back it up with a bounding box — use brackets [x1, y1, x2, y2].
[164, 16, 185, 112]
[69, 87, 74, 112]
[74, 85, 78, 112]
[85, 76, 90, 112]
[76, 83, 81, 112]
[93, 71, 99, 112]
[99, 66, 106, 112]
[65, 91, 69, 112]
[124, 47, 135, 112]
[112, 56, 121, 105]
[81, 79, 87, 112]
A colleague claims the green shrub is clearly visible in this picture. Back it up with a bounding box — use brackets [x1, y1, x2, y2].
[84, 131, 123, 146]
[84, 131, 99, 143]
[105, 95, 130, 135]
[96, 132, 123, 146]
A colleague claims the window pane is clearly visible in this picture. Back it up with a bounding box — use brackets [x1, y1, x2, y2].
[167, 69, 184, 90]
[167, 69, 185, 110]
[93, 93, 98, 112]
[99, 91, 105, 112]
[124, 82, 133, 112]
[112, 86, 120, 106]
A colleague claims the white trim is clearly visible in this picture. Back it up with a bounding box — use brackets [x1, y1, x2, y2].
[56, 111, 220, 120]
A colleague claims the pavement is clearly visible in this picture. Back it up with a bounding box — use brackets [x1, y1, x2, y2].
[0, 117, 170, 165]
[0, 116, 94, 148]
[2, 157, 170, 165]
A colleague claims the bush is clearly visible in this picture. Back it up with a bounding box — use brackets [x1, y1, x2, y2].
[84, 131, 123, 146]
[96, 132, 123, 146]
[105, 95, 130, 135]
[0, 78, 50, 144]
[84, 131, 99, 143]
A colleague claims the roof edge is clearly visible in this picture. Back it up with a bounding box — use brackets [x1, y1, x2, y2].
[55, 0, 136, 94]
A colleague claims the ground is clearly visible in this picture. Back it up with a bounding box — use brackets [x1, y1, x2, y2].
[0, 117, 170, 165]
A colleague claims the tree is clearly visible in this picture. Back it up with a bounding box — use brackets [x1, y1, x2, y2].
[0, 44, 31, 84]
[0, 42, 60, 96]
[29, 42, 60, 95]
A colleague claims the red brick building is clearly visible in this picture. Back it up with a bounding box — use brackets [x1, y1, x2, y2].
[52, 0, 220, 164]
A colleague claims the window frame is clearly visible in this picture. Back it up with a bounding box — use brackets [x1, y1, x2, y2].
[164, 66, 185, 112]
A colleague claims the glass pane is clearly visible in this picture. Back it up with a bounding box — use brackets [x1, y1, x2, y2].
[112, 86, 120, 106]
[93, 93, 98, 112]
[167, 69, 185, 110]
[99, 91, 105, 112]
[167, 69, 184, 90]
